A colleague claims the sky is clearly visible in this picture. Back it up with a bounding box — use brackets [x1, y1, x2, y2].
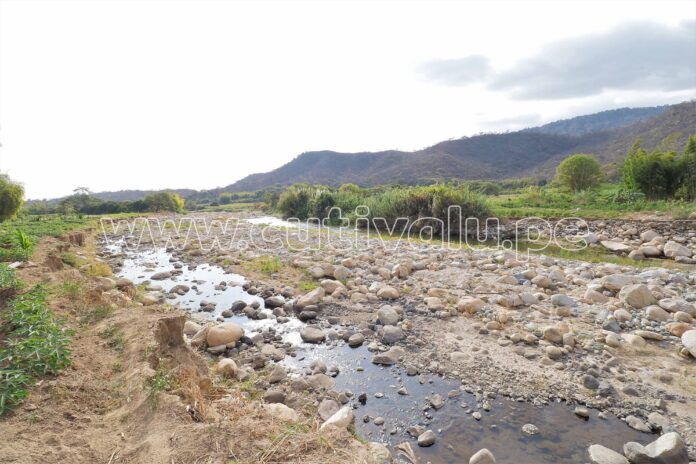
[1, 0, 695, 199]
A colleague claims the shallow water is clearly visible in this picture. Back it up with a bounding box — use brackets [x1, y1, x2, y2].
[104, 240, 652, 463]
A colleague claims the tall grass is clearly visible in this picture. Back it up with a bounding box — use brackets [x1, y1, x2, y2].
[275, 183, 491, 235]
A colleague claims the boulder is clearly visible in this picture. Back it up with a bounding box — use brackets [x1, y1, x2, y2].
[587, 444, 629, 464]
[681, 330, 696, 358]
[216, 358, 238, 378]
[619, 284, 655, 309]
[663, 241, 692, 258]
[263, 403, 298, 422]
[320, 406, 354, 431]
[623, 432, 689, 464]
[381, 325, 404, 344]
[300, 327, 326, 344]
[601, 274, 639, 291]
[206, 323, 244, 347]
[457, 297, 485, 314]
[377, 305, 401, 325]
[296, 287, 325, 309]
[470, 448, 496, 464]
[377, 286, 399, 300]
[600, 241, 633, 253]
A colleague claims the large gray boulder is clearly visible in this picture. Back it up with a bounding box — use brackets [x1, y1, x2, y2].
[623, 432, 689, 464]
[619, 284, 655, 309]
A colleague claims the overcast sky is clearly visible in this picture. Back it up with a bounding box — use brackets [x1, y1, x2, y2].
[1, 0, 695, 199]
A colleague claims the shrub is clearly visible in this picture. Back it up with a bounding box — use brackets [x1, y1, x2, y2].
[0, 174, 24, 222]
[554, 154, 602, 192]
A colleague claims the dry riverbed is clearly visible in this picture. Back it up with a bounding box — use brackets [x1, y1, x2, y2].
[4, 211, 693, 464]
[96, 212, 695, 463]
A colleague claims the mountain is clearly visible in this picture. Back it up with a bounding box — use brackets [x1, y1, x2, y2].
[526, 105, 668, 136]
[224, 102, 695, 191]
[29, 188, 198, 204]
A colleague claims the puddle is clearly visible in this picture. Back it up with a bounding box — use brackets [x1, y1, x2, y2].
[103, 241, 653, 463]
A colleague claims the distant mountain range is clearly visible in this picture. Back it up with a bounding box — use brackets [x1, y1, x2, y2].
[223, 101, 694, 191]
[29, 101, 696, 203]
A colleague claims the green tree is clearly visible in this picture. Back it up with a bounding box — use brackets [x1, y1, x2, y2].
[0, 174, 24, 222]
[143, 192, 184, 213]
[554, 154, 602, 192]
[679, 135, 696, 200]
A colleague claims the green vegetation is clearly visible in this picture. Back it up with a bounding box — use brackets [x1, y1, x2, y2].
[0, 214, 91, 262]
[0, 285, 72, 415]
[144, 367, 172, 407]
[554, 154, 602, 192]
[26, 190, 185, 216]
[622, 136, 696, 200]
[257, 255, 281, 274]
[0, 174, 24, 222]
[273, 183, 491, 235]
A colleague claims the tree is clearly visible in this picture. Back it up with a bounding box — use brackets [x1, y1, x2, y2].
[622, 139, 684, 199]
[0, 174, 24, 221]
[554, 154, 602, 192]
[143, 192, 184, 213]
[679, 135, 696, 200]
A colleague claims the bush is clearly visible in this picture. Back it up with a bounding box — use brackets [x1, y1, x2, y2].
[276, 183, 491, 236]
[0, 174, 24, 222]
[554, 154, 602, 192]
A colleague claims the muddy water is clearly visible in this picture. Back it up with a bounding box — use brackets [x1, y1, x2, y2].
[104, 239, 651, 463]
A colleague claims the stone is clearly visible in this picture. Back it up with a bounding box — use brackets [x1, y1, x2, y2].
[601, 274, 639, 291]
[216, 358, 238, 378]
[551, 294, 576, 307]
[600, 241, 633, 253]
[681, 330, 696, 358]
[417, 430, 436, 447]
[333, 265, 351, 281]
[206, 323, 244, 347]
[546, 346, 564, 360]
[640, 230, 660, 242]
[263, 403, 298, 422]
[522, 423, 539, 435]
[183, 320, 202, 336]
[531, 275, 551, 288]
[318, 399, 340, 421]
[619, 284, 655, 309]
[372, 346, 405, 366]
[582, 374, 600, 390]
[659, 298, 696, 316]
[268, 365, 286, 384]
[623, 432, 688, 464]
[457, 297, 485, 314]
[424, 297, 444, 311]
[543, 326, 563, 344]
[663, 241, 692, 258]
[585, 289, 610, 303]
[645, 306, 670, 322]
[296, 287, 325, 309]
[666, 322, 691, 337]
[150, 271, 171, 280]
[265, 295, 286, 307]
[377, 286, 399, 300]
[381, 325, 404, 344]
[377, 305, 400, 325]
[263, 389, 286, 404]
[320, 406, 354, 431]
[469, 448, 496, 464]
[368, 442, 391, 462]
[626, 415, 652, 433]
[588, 444, 629, 464]
[300, 327, 326, 344]
[348, 333, 365, 347]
